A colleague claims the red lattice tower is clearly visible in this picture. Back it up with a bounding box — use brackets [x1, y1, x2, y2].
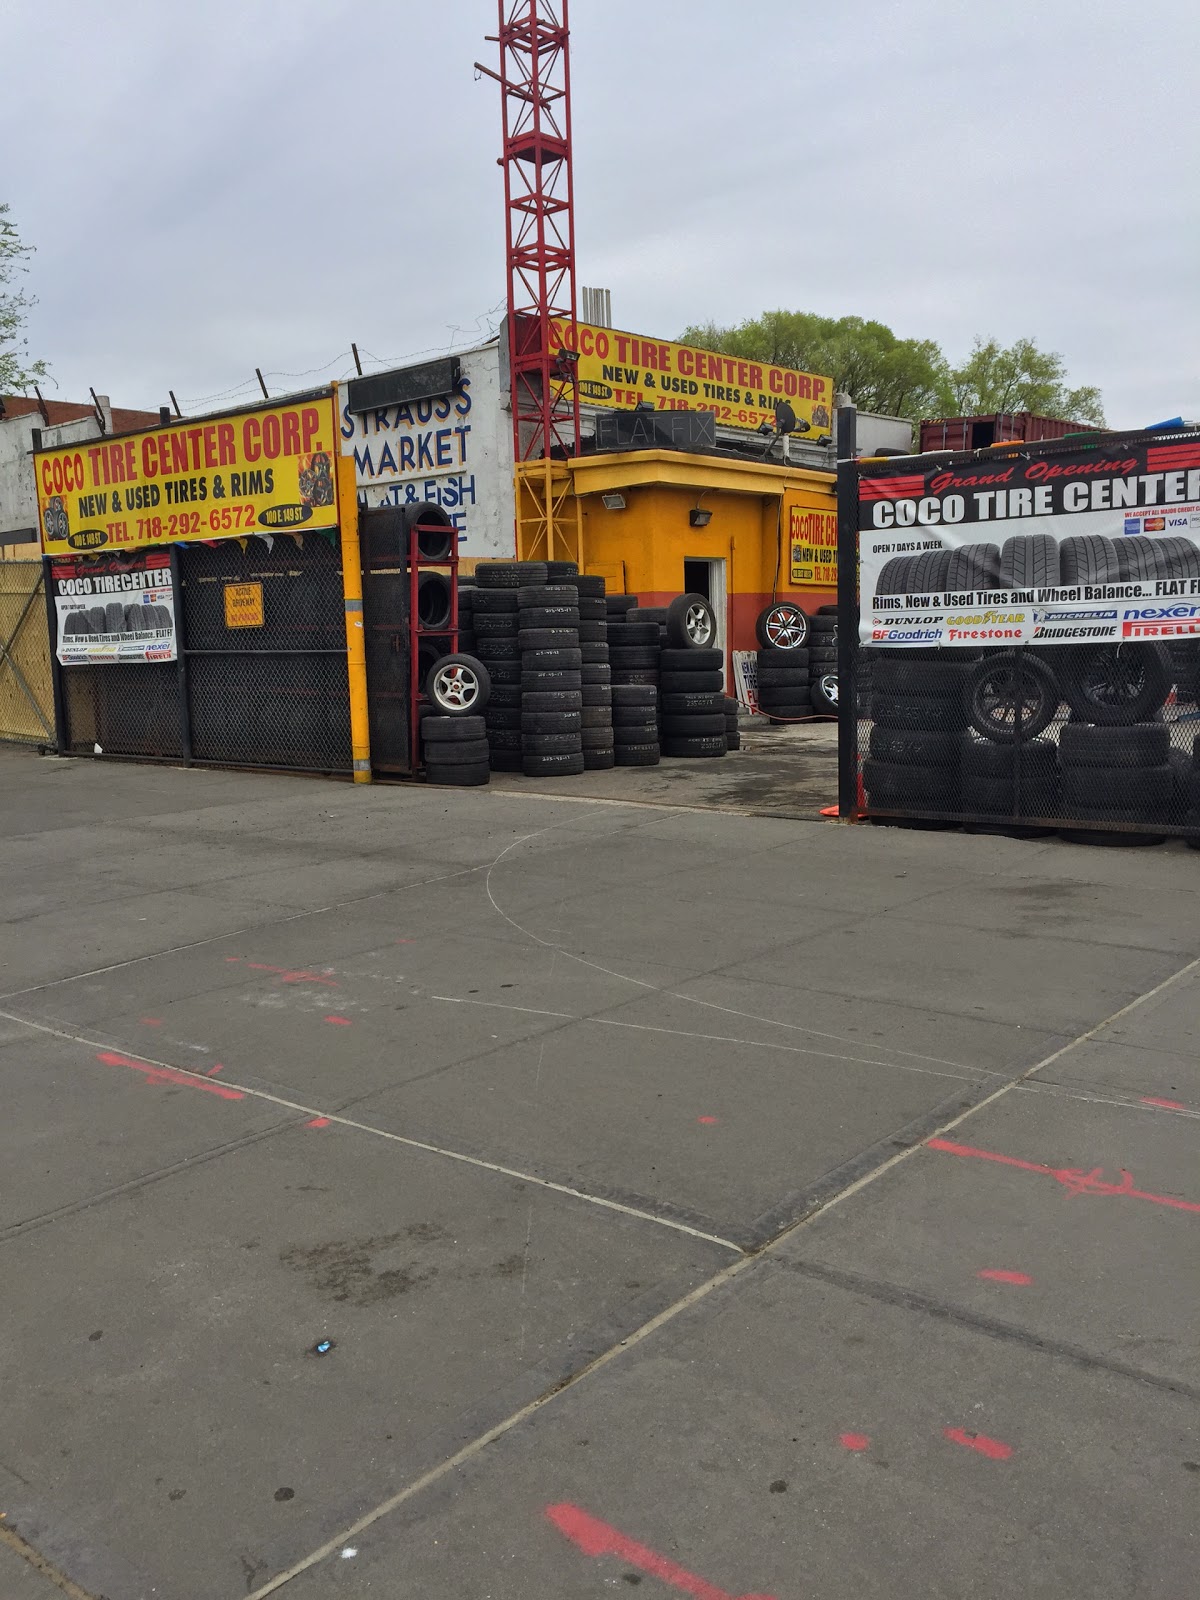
[479, 0, 582, 562]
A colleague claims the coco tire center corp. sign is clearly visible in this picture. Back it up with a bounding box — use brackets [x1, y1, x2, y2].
[857, 430, 1200, 647]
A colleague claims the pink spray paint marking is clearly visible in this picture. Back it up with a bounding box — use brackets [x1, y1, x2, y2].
[95, 1051, 243, 1101]
[1141, 1096, 1187, 1111]
[244, 960, 338, 987]
[205, 1063, 226, 1077]
[138, 1017, 163, 1027]
[926, 1137, 1200, 1215]
[977, 1269, 1033, 1286]
[306, 1117, 331, 1129]
[545, 1504, 776, 1600]
[839, 1432, 870, 1451]
[324, 1015, 352, 1027]
[943, 1427, 1013, 1460]
[697, 1116, 719, 1125]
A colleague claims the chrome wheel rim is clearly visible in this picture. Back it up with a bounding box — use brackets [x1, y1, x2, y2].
[433, 664, 479, 711]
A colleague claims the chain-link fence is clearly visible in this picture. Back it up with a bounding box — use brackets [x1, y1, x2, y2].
[0, 561, 54, 744]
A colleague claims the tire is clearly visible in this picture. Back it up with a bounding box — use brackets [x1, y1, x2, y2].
[874, 658, 968, 698]
[573, 574, 606, 597]
[614, 722, 659, 744]
[869, 726, 961, 766]
[486, 729, 522, 751]
[660, 670, 723, 694]
[416, 571, 453, 629]
[611, 669, 659, 687]
[605, 595, 638, 614]
[662, 735, 727, 758]
[1059, 535, 1120, 585]
[945, 543, 1001, 592]
[518, 585, 577, 607]
[607, 622, 660, 645]
[545, 560, 579, 580]
[756, 666, 811, 688]
[1061, 644, 1171, 726]
[755, 602, 810, 650]
[580, 706, 612, 728]
[488, 750, 524, 772]
[523, 752, 585, 777]
[579, 597, 607, 619]
[757, 646, 810, 669]
[863, 758, 961, 805]
[811, 672, 839, 715]
[905, 548, 953, 592]
[578, 621, 607, 643]
[476, 561, 549, 589]
[582, 687, 612, 708]
[421, 714, 486, 744]
[1153, 536, 1200, 580]
[522, 734, 583, 756]
[475, 638, 520, 661]
[485, 661, 522, 684]
[609, 646, 660, 669]
[966, 651, 1059, 743]
[470, 589, 519, 613]
[1059, 722, 1170, 768]
[612, 684, 658, 706]
[999, 533, 1060, 588]
[1115, 539, 1163, 582]
[628, 606, 667, 624]
[614, 744, 661, 766]
[425, 738, 489, 764]
[521, 691, 582, 712]
[425, 654, 491, 715]
[473, 613, 521, 635]
[726, 731, 741, 751]
[519, 628, 578, 652]
[581, 727, 614, 750]
[870, 692, 969, 731]
[659, 647, 722, 673]
[522, 670, 582, 693]
[519, 607, 580, 629]
[583, 748, 616, 769]
[521, 711, 582, 734]
[961, 735, 1058, 778]
[660, 692, 725, 714]
[426, 762, 490, 786]
[666, 593, 718, 649]
[484, 708, 522, 731]
[522, 648, 583, 671]
[1061, 764, 1172, 811]
[581, 664, 613, 684]
[875, 555, 917, 596]
[661, 713, 726, 736]
[962, 776, 1058, 816]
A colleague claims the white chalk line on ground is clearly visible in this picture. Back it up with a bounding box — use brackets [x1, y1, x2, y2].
[0, 1004, 740, 1256]
[245, 946, 1200, 1598]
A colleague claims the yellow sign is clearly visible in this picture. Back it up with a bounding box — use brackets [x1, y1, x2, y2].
[547, 319, 834, 439]
[224, 581, 264, 629]
[35, 395, 339, 555]
[790, 505, 839, 587]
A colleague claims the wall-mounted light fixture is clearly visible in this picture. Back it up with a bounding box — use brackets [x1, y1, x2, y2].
[602, 493, 626, 511]
[688, 508, 712, 528]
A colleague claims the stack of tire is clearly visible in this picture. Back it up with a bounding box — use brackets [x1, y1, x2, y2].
[518, 569, 584, 779]
[1057, 723, 1173, 846]
[421, 713, 490, 787]
[864, 655, 969, 814]
[471, 563, 532, 773]
[658, 595, 726, 759]
[808, 608, 840, 717]
[576, 572, 615, 770]
[455, 579, 477, 657]
[755, 644, 810, 724]
[960, 734, 1059, 834]
[724, 697, 741, 751]
[607, 595, 661, 766]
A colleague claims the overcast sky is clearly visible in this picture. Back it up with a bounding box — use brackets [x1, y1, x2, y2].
[3, 0, 1197, 426]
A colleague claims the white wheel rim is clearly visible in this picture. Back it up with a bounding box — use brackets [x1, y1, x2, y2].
[766, 606, 806, 649]
[821, 675, 838, 706]
[433, 665, 479, 711]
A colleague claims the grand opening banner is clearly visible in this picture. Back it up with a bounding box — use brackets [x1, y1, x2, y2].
[546, 319, 834, 440]
[36, 396, 339, 555]
[857, 431, 1200, 647]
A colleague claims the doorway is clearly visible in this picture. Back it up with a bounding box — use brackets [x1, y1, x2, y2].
[683, 557, 727, 672]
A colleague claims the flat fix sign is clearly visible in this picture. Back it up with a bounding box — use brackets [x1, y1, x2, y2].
[790, 506, 838, 587]
[35, 396, 339, 555]
[546, 319, 833, 439]
[224, 582, 264, 629]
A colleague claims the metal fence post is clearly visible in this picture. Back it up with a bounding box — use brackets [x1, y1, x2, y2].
[334, 432, 372, 783]
[171, 545, 193, 764]
[41, 555, 66, 753]
[836, 405, 858, 818]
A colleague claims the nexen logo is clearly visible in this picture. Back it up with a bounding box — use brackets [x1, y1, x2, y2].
[1035, 609, 1116, 623]
[1122, 604, 1200, 621]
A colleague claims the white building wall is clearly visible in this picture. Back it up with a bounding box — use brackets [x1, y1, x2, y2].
[0, 409, 109, 544]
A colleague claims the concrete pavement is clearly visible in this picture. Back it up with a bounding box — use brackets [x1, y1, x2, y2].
[0, 743, 1196, 1598]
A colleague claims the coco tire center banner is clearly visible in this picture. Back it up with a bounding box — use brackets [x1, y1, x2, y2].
[546, 319, 834, 439]
[857, 430, 1200, 647]
[36, 395, 339, 557]
[52, 550, 176, 664]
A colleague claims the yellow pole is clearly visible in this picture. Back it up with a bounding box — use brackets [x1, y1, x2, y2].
[333, 385, 371, 783]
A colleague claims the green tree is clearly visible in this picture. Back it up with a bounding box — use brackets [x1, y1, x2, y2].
[679, 310, 949, 424]
[1, 204, 49, 393]
[944, 336, 1105, 426]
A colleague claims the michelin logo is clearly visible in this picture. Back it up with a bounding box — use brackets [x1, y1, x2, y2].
[1034, 609, 1117, 623]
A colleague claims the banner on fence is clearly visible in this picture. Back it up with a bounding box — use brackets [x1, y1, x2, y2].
[51, 551, 176, 663]
[857, 432, 1200, 647]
